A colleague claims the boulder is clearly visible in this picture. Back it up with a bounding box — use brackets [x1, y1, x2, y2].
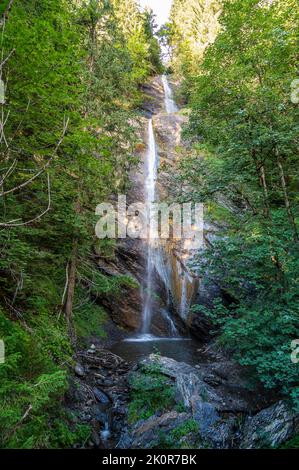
[176, 372, 222, 409]
[138, 355, 240, 448]
[142, 355, 198, 379]
[240, 400, 299, 449]
[93, 387, 111, 405]
[144, 355, 246, 412]
[192, 400, 219, 432]
[74, 363, 85, 378]
[131, 411, 191, 449]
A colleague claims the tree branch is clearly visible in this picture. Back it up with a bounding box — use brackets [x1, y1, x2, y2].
[0, 0, 15, 28]
[0, 117, 69, 197]
[0, 172, 51, 227]
[0, 48, 15, 69]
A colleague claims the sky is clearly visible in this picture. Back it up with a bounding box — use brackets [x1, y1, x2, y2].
[139, 0, 173, 27]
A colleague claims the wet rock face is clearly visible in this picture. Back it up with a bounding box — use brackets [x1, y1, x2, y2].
[154, 113, 187, 158]
[92, 78, 180, 337]
[152, 113, 200, 326]
[140, 77, 165, 117]
[96, 242, 176, 335]
[92, 76, 211, 337]
[240, 401, 299, 449]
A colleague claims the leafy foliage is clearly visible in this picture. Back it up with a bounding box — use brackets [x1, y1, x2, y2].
[170, 0, 299, 407]
[0, 0, 161, 448]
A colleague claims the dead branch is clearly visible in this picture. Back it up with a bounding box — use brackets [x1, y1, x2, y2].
[0, 157, 17, 185]
[0, 0, 15, 28]
[12, 270, 23, 304]
[0, 108, 10, 147]
[0, 47, 15, 69]
[0, 172, 51, 227]
[4, 404, 32, 443]
[58, 261, 70, 320]
[0, 117, 69, 197]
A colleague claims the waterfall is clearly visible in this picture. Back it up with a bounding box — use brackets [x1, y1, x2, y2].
[179, 271, 194, 320]
[161, 309, 178, 336]
[180, 273, 188, 320]
[100, 421, 111, 443]
[141, 119, 178, 337]
[140, 77, 181, 337]
[162, 75, 178, 114]
[141, 119, 158, 334]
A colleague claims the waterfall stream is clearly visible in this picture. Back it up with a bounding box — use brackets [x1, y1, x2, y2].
[140, 118, 178, 337]
[113, 76, 200, 362]
[162, 75, 178, 114]
[139, 76, 180, 337]
[141, 118, 158, 335]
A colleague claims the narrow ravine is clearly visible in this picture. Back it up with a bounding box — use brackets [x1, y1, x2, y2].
[71, 76, 296, 451]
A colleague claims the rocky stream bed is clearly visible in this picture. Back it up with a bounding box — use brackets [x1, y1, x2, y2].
[68, 343, 298, 449]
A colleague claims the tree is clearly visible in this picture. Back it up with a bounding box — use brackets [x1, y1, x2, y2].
[0, 0, 160, 447]
[170, 0, 299, 407]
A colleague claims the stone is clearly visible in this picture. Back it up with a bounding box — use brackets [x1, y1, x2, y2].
[93, 387, 111, 405]
[91, 430, 100, 447]
[240, 400, 299, 449]
[87, 344, 96, 354]
[192, 400, 220, 433]
[176, 371, 227, 411]
[142, 355, 199, 379]
[144, 354, 251, 412]
[131, 411, 191, 449]
[74, 363, 85, 378]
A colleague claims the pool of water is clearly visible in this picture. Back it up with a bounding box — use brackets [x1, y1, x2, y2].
[110, 335, 205, 366]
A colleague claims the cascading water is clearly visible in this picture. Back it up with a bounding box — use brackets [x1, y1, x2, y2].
[112, 76, 201, 361]
[162, 75, 198, 324]
[141, 118, 179, 337]
[141, 119, 158, 335]
[162, 75, 178, 114]
[179, 270, 194, 320]
[139, 77, 181, 337]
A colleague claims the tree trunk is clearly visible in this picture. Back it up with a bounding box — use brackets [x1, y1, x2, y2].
[259, 164, 271, 218]
[275, 149, 298, 242]
[64, 238, 78, 335]
[252, 149, 270, 217]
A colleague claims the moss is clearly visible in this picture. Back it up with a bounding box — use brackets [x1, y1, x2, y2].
[74, 301, 108, 339]
[280, 434, 299, 449]
[171, 419, 198, 441]
[151, 419, 199, 449]
[128, 362, 175, 424]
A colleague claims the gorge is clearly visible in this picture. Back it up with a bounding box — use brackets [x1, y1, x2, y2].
[71, 76, 298, 450]
[1, 0, 298, 453]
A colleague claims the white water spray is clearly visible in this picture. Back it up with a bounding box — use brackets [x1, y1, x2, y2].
[100, 422, 111, 443]
[162, 75, 178, 114]
[179, 271, 193, 320]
